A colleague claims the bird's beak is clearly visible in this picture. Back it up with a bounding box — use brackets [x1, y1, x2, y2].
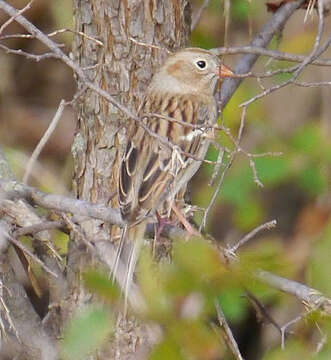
[219, 64, 234, 78]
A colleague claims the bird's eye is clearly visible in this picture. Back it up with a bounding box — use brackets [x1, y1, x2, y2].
[196, 60, 207, 69]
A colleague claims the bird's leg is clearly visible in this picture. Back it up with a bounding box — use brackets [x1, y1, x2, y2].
[171, 204, 200, 237]
[155, 211, 172, 239]
[153, 206, 200, 244]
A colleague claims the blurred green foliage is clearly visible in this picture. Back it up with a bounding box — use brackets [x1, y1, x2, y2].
[307, 221, 331, 296]
[61, 306, 113, 360]
[63, 239, 302, 359]
[61, 235, 331, 359]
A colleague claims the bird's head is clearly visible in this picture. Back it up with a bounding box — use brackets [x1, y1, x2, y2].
[149, 48, 233, 96]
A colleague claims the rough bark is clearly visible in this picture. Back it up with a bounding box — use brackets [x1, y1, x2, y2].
[69, 0, 191, 357]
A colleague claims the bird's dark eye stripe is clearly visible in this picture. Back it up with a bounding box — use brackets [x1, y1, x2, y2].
[196, 60, 206, 69]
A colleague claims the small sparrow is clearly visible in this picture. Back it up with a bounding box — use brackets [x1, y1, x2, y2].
[116, 48, 233, 304]
[119, 47, 233, 225]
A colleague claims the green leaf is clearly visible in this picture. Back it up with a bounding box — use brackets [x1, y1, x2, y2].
[83, 270, 120, 302]
[62, 307, 113, 360]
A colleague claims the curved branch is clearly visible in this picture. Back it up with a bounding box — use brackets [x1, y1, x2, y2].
[219, 0, 306, 107]
[0, 179, 124, 227]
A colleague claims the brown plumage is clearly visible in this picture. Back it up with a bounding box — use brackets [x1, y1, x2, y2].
[119, 48, 233, 224]
[116, 48, 233, 307]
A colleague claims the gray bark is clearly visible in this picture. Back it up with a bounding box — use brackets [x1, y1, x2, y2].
[69, 0, 191, 357]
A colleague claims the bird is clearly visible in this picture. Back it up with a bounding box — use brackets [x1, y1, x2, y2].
[116, 48, 233, 307]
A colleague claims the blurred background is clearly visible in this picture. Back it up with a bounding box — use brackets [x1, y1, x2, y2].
[0, 0, 330, 358]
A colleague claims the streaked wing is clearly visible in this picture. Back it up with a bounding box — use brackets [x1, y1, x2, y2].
[119, 92, 216, 223]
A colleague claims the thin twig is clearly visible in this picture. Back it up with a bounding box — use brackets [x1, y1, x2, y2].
[191, 0, 211, 31]
[215, 300, 244, 360]
[0, 0, 33, 35]
[220, 0, 307, 107]
[48, 28, 104, 46]
[0, 277, 20, 340]
[228, 220, 277, 254]
[199, 107, 248, 230]
[244, 289, 282, 335]
[293, 80, 331, 87]
[8, 234, 58, 278]
[199, 152, 234, 231]
[0, 43, 56, 61]
[241, 3, 329, 107]
[129, 37, 171, 54]
[209, 145, 225, 186]
[223, 0, 231, 47]
[314, 322, 327, 354]
[23, 100, 66, 184]
[280, 312, 306, 349]
[60, 213, 94, 251]
[212, 45, 331, 67]
[14, 220, 66, 236]
[0, 27, 103, 46]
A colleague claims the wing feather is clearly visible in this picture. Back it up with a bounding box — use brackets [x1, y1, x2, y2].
[119, 93, 216, 223]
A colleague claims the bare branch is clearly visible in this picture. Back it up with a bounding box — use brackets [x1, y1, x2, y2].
[7, 234, 58, 278]
[14, 219, 68, 237]
[220, 0, 306, 107]
[293, 79, 331, 86]
[0, 0, 33, 35]
[23, 100, 66, 184]
[228, 220, 277, 254]
[215, 301, 244, 360]
[256, 270, 331, 315]
[0, 221, 57, 360]
[212, 45, 331, 67]
[199, 149, 234, 232]
[245, 290, 282, 334]
[241, 2, 329, 107]
[0, 179, 124, 226]
[0, 43, 56, 61]
[191, 0, 211, 31]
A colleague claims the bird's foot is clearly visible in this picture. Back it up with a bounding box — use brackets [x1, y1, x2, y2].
[171, 204, 200, 238]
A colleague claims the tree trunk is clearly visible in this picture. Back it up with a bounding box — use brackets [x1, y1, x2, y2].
[68, 0, 191, 357]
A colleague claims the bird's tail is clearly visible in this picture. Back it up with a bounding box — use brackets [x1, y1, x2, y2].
[112, 221, 146, 314]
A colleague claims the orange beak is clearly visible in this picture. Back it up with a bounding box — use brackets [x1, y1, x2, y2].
[219, 64, 234, 78]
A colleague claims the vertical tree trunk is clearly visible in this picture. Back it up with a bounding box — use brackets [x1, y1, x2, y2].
[68, 0, 191, 357]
